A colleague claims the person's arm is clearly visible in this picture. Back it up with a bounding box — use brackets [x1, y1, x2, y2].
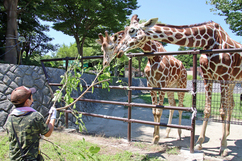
[44, 119, 55, 137]
[44, 107, 57, 137]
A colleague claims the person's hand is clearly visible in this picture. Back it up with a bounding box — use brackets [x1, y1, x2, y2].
[49, 106, 57, 119]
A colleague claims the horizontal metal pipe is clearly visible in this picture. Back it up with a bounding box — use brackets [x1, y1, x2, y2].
[74, 98, 192, 112]
[48, 83, 191, 92]
[41, 55, 103, 62]
[62, 110, 192, 130]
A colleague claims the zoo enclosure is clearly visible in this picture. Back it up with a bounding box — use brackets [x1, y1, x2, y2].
[41, 48, 242, 153]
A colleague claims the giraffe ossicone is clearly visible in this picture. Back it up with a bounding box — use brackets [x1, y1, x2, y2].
[112, 14, 242, 156]
[97, 14, 187, 144]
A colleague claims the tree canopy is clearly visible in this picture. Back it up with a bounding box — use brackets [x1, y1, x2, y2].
[208, 0, 242, 36]
[38, 0, 139, 58]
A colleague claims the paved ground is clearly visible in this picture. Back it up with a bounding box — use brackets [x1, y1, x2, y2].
[82, 96, 242, 161]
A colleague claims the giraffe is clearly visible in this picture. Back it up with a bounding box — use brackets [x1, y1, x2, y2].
[96, 15, 187, 144]
[111, 14, 242, 156]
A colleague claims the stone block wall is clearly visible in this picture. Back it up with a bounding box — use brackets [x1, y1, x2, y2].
[0, 63, 147, 128]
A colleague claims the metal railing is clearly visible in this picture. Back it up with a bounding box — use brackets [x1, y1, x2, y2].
[40, 48, 242, 153]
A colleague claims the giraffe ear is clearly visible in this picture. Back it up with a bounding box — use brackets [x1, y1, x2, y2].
[113, 33, 118, 42]
[141, 18, 158, 30]
[96, 39, 102, 45]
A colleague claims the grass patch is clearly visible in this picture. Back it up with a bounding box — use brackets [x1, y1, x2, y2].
[138, 92, 242, 120]
[166, 146, 180, 155]
[0, 132, 160, 161]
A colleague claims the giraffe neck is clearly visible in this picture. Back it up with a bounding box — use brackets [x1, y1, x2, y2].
[139, 40, 164, 64]
[144, 21, 238, 50]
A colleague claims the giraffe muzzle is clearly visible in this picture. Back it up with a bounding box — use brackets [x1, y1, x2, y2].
[117, 50, 124, 58]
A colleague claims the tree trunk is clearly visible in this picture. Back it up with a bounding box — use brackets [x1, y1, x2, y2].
[138, 57, 141, 77]
[75, 35, 84, 68]
[4, 0, 18, 64]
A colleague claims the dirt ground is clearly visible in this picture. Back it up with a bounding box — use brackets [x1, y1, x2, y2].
[76, 96, 242, 161]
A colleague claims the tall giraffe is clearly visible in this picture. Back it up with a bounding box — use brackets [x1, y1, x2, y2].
[111, 14, 242, 156]
[96, 18, 187, 144]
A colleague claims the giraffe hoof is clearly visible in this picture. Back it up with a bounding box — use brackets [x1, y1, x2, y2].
[195, 144, 202, 150]
[176, 136, 181, 140]
[152, 135, 160, 144]
[219, 148, 228, 157]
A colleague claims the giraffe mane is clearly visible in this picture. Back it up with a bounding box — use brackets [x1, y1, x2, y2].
[155, 21, 215, 28]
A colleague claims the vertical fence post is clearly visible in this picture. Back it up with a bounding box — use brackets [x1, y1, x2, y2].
[128, 56, 132, 142]
[65, 111, 69, 128]
[190, 53, 197, 153]
[65, 57, 69, 128]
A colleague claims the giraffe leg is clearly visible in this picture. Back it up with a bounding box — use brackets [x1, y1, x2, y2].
[166, 92, 176, 138]
[151, 90, 161, 144]
[195, 80, 212, 150]
[219, 83, 230, 157]
[177, 91, 185, 140]
[226, 84, 235, 137]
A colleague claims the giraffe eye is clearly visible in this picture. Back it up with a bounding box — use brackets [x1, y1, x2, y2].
[129, 28, 135, 34]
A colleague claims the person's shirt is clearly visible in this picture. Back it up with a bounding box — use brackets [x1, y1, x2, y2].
[4, 110, 49, 161]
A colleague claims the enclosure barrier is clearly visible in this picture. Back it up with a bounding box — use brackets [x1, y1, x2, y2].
[40, 48, 242, 153]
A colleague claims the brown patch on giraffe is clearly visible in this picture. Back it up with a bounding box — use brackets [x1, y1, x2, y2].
[201, 39, 206, 47]
[232, 53, 241, 66]
[154, 26, 162, 32]
[185, 29, 191, 36]
[148, 31, 153, 34]
[168, 37, 174, 42]
[153, 35, 159, 39]
[196, 41, 200, 47]
[162, 39, 171, 43]
[163, 68, 168, 76]
[176, 28, 185, 33]
[206, 39, 215, 48]
[187, 37, 194, 47]
[203, 34, 209, 40]
[151, 64, 158, 75]
[210, 55, 220, 64]
[163, 27, 170, 31]
[221, 53, 231, 66]
[130, 42, 135, 47]
[176, 68, 181, 76]
[164, 31, 173, 36]
[220, 32, 227, 42]
[152, 45, 157, 51]
[143, 43, 152, 51]
[159, 34, 164, 38]
[154, 72, 162, 81]
[226, 38, 234, 47]
[200, 28, 206, 36]
[176, 38, 186, 46]
[207, 29, 214, 37]
[175, 33, 183, 39]
[196, 35, 202, 39]
[172, 67, 177, 75]
[192, 28, 199, 36]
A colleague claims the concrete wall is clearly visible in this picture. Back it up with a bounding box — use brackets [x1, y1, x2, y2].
[0, 63, 147, 128]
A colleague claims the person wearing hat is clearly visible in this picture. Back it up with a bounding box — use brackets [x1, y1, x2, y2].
[4, 86, 57, 161]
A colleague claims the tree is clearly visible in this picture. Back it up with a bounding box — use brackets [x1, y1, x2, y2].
[2, 0, 58, 64]
[38, 0, 139, 60]
[208, 0, 242, 36]
[3, 0, 18, 64]
[175, 46, 201, 69]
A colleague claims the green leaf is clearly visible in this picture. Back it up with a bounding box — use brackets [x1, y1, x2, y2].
[88, 146, 100, 154]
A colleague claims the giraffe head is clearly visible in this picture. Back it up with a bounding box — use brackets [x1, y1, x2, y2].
[96, 31, 124, 66]
[114, 14, 158, 57]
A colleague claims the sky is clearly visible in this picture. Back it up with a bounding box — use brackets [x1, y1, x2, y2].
[43, 0, 242, 52]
